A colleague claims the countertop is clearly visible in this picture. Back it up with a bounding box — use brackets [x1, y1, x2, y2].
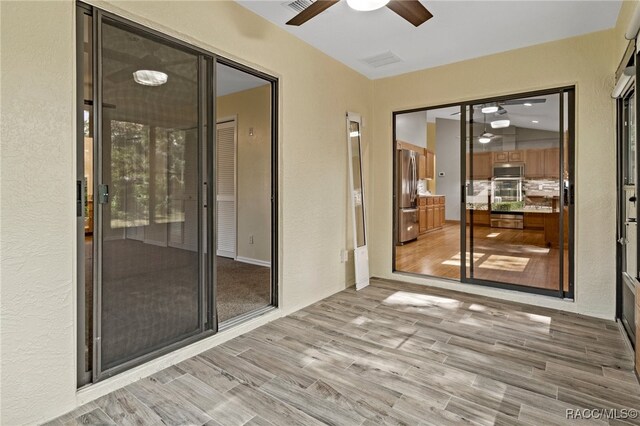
[418, 194, 444, 198]
[467, 204, 555, 213]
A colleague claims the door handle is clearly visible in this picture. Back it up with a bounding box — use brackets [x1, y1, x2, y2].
[618, 237, 628, 245]
[98, 184, 109, 204]
[77, 180, 83, 217]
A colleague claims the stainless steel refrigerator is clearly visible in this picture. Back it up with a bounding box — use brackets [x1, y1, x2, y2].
[397, 149, 419, 244]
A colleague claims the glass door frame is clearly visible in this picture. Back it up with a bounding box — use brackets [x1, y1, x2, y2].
[460, 87, 575, 299]
[391, 86, 576, 299]
[76, 2, 279, 386]
[615, 41, 638, 347]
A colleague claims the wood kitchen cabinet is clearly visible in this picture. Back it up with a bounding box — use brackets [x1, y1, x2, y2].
[524, 150, 545, 178]
[493, 150, 523, 163]
[524, 212, 545, 230]
[466, 210, 490, 226]
[468, 152, 492, 179]
[418, 154, 427, 179]
[544, 148, 560, 179]
[419, 196, 445, 234]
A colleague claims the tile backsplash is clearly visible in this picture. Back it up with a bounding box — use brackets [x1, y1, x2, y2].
[523, 179, 560, 196]
[465, 179, 559, 202]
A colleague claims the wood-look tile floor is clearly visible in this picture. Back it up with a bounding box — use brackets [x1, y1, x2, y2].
[396, 223, 568, 291]
[46, 279, 639, 426]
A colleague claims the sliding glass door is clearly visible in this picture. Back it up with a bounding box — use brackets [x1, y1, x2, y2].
[463, 90, 574, 297]
[97, 18, 206, 374]
[392, 88, 575, 298]
[77, 2, 278, 385]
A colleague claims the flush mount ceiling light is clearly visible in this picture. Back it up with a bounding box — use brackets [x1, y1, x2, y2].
[524, 102, 533, 107]
[132, 70, 168, 86]
[491, 119, 510, 129]
[481, 105, 499, 114]
[531, 120, 539, 124]
[346, 0, 390, 11]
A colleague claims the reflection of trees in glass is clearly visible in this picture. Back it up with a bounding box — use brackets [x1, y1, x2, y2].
[110, 120, 149, 228]
[109, 120, 189, 229]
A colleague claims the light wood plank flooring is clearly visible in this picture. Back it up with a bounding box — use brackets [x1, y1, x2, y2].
[396, 223, 569, 291]
[46, 279, 638, 426]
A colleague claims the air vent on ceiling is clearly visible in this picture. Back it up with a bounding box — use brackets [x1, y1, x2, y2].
[282, 0, 315, 13]
[360, 51, 403, 68]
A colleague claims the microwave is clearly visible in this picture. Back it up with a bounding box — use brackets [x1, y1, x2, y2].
[493, 163, 524, 178]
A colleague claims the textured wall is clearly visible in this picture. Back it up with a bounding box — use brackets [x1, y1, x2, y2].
[0, 1, 372, 424]
[0, 1, 78, 423]
[370, 28, 618, 319]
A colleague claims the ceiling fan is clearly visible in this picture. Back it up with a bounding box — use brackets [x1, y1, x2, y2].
[286, 0, 433, 27]
[478, 98, 546, 114]
[450, 98, 547, 117]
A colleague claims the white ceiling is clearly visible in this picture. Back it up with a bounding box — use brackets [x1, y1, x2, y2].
[237, 0, 622, 79]
[217, 63, 270, 96]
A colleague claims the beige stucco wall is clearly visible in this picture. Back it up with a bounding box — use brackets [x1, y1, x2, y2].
[371, 28, 619, 319]
[217, 84, 272, 264]
[0, 1, 371, 424]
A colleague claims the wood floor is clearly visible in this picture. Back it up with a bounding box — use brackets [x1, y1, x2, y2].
[396, 223, 568, 291]
[46, 279, 638, 426]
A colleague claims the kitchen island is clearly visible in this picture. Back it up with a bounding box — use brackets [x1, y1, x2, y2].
[466, 203, 567, 248]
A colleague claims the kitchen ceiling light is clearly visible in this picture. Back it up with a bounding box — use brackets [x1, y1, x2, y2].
[481, 105, 499, 114]
[531, 120, 539, 123]
[133, 70, 168, 86]
[479, 137, 491, 144]
[346, 0, 390, 11]
[491, 119, 510, 129]
[524, 102, 533, 107]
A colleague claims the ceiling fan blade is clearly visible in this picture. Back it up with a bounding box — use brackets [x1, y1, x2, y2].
[501, 98, 546, 105]
[286, 0, 339, 26]
[386, 0, 433, 27]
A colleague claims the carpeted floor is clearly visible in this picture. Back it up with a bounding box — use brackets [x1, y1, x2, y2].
[85, 239, 271, 369]
[216, 256, 271, 323]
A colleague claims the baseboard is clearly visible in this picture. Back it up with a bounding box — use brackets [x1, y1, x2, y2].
[236, 256, 271, 267]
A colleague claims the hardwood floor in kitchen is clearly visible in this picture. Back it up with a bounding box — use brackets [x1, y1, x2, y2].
[396, 223, 568, 291]
[47, 279, 638, 426]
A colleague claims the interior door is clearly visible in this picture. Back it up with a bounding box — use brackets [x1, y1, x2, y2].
[216, 120, 237, 258]
[619, 88, 637, 346]
[95, 16, 205, 377]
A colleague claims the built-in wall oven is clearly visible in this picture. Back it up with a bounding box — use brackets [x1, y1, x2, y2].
[491, 163, 524, 229]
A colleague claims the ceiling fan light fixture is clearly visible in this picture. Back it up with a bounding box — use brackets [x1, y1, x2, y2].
[491, 119, 510, 129]
[133, 70, 168, 86]
[479, 137, 491, 144]
[346, 0, 390, 12]
[481, 105, 499, 114]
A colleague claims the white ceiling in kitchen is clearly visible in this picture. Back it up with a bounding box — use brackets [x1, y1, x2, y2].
[237, 0, 622, 79]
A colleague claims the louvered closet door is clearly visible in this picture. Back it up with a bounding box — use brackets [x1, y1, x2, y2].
[216, 120, 237, 258]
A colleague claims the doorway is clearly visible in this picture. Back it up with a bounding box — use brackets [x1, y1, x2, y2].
[76, 3, 278, 386]
[393, 88, 575, 298]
